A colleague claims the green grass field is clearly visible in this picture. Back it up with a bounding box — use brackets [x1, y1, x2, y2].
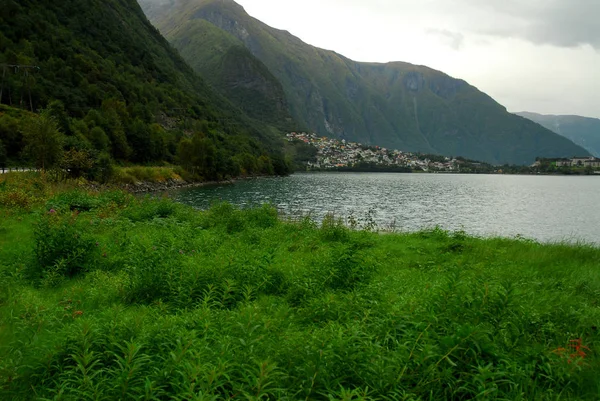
[0, 175, 599, 400]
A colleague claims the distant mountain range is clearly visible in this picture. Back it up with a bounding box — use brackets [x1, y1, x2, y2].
[138, 0, 588, 165]
[515, 112, 600, 157]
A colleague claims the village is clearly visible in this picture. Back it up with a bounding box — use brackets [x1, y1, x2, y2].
[287, 132, 466, 172]
[538, 156, 600, 169]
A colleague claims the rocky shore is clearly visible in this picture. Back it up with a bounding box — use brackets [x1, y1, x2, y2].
[120, 178, 235, 194]
[83, 178, 236, 194]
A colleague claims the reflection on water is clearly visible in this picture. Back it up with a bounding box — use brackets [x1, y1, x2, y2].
[172, 173, 600, 244]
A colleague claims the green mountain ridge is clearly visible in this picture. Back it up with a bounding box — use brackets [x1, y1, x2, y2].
[168, 18, 293, 129]
[138, 0, 589, 165]
[515, 112, 600, 157]
[0, 0, 291, 176]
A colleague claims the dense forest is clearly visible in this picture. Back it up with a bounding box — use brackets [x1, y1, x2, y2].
[0, 0, 306, 180]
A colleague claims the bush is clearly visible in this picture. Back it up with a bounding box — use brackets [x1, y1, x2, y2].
[32, 212, 97, 282]
[121, 197, 178, 222]
[112, 167, 178, 184]
[46, 190, 101, 212]
[319, 213, 350, 242]
[91, 153, 114, 183]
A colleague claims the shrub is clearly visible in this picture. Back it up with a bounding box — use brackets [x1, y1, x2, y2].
[0, 188, 34, 210]
[32, 212, 97, 282]
[46, 190, 101, 212]
[91, 153, 114, 183]
[320, 213, 350, 242]
[121, 197, 178, 222]
[198, 202, 247, 233]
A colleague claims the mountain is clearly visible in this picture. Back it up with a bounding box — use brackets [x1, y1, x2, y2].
[0, 0, 291, 175]
[138, 0, 589, 165]
[515, 112, 600, 157]
[135, 0, 292, 129]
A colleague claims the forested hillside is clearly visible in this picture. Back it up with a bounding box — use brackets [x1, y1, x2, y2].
[0, 0, 293, 179]
[140, 0, 590, 165]
[515, 112, 600, 157]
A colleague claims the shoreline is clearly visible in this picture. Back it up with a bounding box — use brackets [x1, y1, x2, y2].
[111, 175, 278, 194]
[118, 178, 236, 194]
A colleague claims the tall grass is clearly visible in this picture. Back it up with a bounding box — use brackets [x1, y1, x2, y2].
[112, 166, 181, 185]
[0, 190, 599, 400]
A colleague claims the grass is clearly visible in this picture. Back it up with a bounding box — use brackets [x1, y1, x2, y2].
[0, 180, 599, 400]
[112, 166, 182, 185]
[0, 168, 183, 213]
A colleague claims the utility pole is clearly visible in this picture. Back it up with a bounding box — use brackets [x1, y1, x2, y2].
[0, 64, 41, 112]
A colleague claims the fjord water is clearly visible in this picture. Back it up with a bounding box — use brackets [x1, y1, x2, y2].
[172, 173, 600, 244]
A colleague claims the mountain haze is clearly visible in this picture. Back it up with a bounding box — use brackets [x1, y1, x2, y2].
[515, 112, 600, 157]
[138, 0, 588, 165]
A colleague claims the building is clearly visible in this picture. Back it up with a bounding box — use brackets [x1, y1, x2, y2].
[584, 157, 600, 168]
[555, 158, 572, 167]
[572, 156, 594, 167]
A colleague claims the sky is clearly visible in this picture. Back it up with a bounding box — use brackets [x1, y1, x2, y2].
[235, 0, 600, 118]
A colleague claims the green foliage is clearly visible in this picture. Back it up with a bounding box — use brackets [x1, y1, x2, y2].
[111, 166, 178, 185]
[516, 112, 600, 157]
[0, 108, 26, 164]
[177, 132, 218, 180]
[168, 19, 293, 129]
[1, 190, 600, 400]
[0, 138, 6, 168]
[32, 211, 97, 282]
[90, 152, 114, 183]
[59, 148, 95, 178]
[22, 110, 64, 171]
[121, 196, 178, 222]
[45, 190, 102, 213]
[0, 0, 294, 177]
[86, 126, 110, 153]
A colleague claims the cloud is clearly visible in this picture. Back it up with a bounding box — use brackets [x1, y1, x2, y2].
[426, 29, 464, 50]
[457, 0, 600, 49]
[324, 0, 600, 49]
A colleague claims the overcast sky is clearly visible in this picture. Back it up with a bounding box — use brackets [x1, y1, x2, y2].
[236, 0, 600, 118]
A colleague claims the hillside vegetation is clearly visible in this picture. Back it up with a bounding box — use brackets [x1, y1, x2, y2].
[0, 0, 293, 179]
[1, 174, 599, 400]
[516, 112, 600, 157]
[139, 0, 589, 165]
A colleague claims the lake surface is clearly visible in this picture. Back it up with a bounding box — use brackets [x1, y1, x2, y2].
[171, 173, 600, 244]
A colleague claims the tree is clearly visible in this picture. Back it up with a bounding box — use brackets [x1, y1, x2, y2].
[0, 139, 7, 170]
[22, 111, 64, 171]
[87, 126, 110, 153]
[126, 119, 152, 163]
[60, 149, 95, 178]
[177, 132, 219, 180]
[46, 100, 72, 136]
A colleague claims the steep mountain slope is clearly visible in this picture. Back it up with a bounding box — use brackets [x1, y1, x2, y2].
[138, 0, 588, 165]
[515, 112, 600, 157]
[0, 0, 290, 173]
[168, 18, 292, 128]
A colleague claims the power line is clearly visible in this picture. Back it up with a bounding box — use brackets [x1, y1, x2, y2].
[0, 64, 41, 112]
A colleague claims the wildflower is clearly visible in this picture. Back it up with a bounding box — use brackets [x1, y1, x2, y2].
[569, 338, 590, 360]
[48, 209, 56, 214]
[72, 310, 83, 318]
[553, 338, 590, 365]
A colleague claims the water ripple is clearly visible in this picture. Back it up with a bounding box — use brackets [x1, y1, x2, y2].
[172, 173, 600, 244]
